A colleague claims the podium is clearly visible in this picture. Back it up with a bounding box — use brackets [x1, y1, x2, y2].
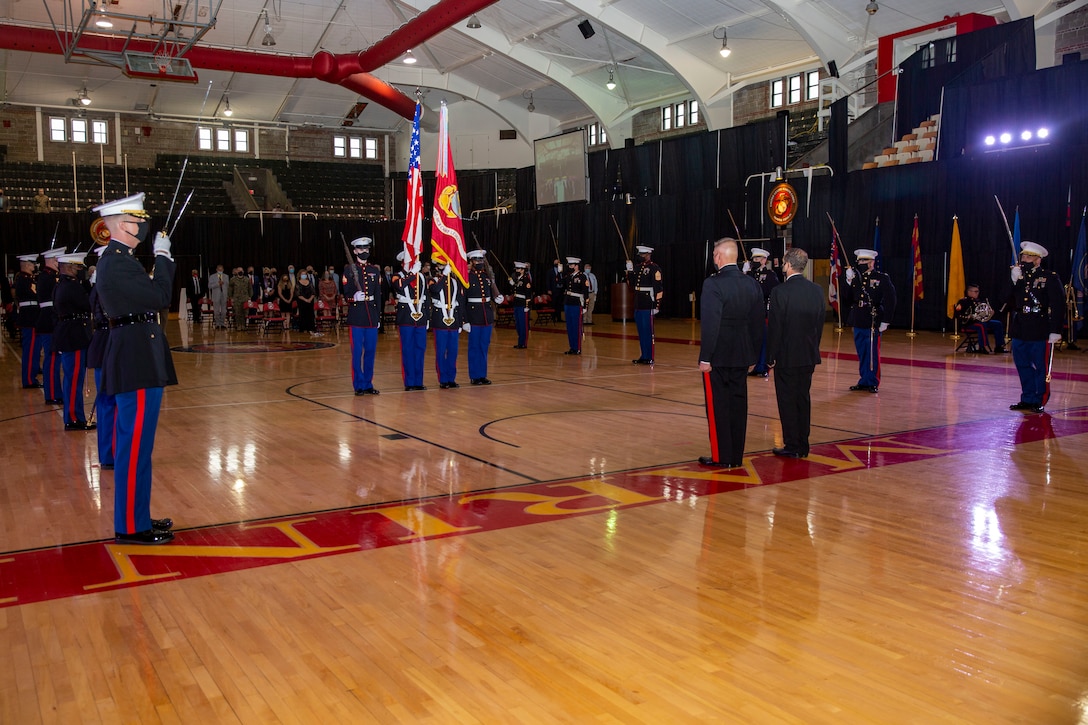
[611, 282, 633, 322]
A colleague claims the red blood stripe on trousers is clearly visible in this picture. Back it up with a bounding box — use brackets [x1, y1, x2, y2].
[126, 389, 146, 533]
[702, 371, 719, 460]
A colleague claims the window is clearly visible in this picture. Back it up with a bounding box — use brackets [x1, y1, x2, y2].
[92, 120, 108, 144]
[675, 102, 686, 128]
[688, 100, 699, 126]
[945, 38, 958, 64]
[588, 122, 608, 146]
[216, 128, 231, 151]
[770, 79, 785, 108]
[365, 138, 378, 159]
[233, 129, 249, 153]
[49, 117, 67, 142]
[198, 126, 213, 150]
[807, 71, 820, 101]
[348, 137, 362, 159]
[788, 74, 803, 104]
[921, 43, 935, 69]
[662, 105, 672, 131]
[333, 135, 347, 158]
[71, 118, 88, 143]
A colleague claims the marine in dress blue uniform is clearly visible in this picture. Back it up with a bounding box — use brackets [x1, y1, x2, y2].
[1007, 241, 1065, 413]
[343, 236, 382, 395]
[465, 249, 502, 384]
[14, 254, 43, 388]
[36, 247, 66, 404]
[840, 248, 896, 392]
[393, 250, 431, 391]
[87, 261, 116, 468]
[428, 260, 465, 388]
[52, 253, 95, 430]
[94, 192, 176, 545]
[562, 257, 588, 355]
[744, 248, 780, 377]
[510, 261, 532, 349]
[626, 245, 663, 364]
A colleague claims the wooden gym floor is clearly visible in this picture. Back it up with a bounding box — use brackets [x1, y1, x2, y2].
[1, 313, 1087, 723]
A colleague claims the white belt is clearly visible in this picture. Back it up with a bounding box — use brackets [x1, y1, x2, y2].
[567, 292, 584, 300]
[395, 295, 416, 304]
[19, 301, 39, 307]
[39, 301, 54, 307]
[352, 296, 374, 302]
[514, 294, 527, 299]
[468, 297, 489, 303]
[636, 287, 654, 293]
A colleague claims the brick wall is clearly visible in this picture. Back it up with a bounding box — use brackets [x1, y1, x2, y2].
[1056, 0, 1088, 60]
[0, 106, 396, 168]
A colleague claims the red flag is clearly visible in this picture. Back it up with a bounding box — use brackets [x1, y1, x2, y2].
[911, 214, 923, 301]
[828, 229, 841, 313]
[430, 102, 469, 286]
[400, 102, 423, 274]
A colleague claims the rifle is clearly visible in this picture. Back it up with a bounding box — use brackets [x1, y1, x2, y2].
[610, 215, 631, 261]
[727, 209, 748, 263]
[341, 232, 362, 296]
[548, 224, 562, 263]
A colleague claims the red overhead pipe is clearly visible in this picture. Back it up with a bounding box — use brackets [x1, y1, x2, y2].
[0, 0, 499, 122]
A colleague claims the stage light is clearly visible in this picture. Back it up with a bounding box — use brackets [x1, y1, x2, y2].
[1021, 130, 1032, 141]
[1037, 128, 1049, 139]
[999, 132, 1012, 144]
[984, 135, 995, 146]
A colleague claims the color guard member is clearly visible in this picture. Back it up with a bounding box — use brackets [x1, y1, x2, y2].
[87, 255, 115, 469]
[743, 247, 780, 377]
[394, 250, 431, 391]
[53, 252, 95, 431]
[14, 253, 43, 388]
[626, 245, 663, 364]
[37, 247, 66, 404]
[1007, 241, 1064, 413]
[562, 256, 588, 355]
[841, 248, 896, 393]
[510, 261, 532, 349]
[465, 249, 502, 384]
[93, 192, 176, 545]
[429, 257, 465, 388]
[344, 236, 382, 395]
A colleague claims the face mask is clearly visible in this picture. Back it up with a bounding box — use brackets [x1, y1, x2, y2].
[299, 274, 308, 281]
[1019, 261, 1033, 273]
[288, 267, 295, 273]
[134, 219, 151, 244]
[355, 251, 369, 261]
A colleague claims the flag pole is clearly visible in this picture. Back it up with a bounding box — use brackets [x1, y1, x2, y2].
[907, 213, 919, 338]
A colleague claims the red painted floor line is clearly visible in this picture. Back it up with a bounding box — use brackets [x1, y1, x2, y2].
[3, 407, 1085, 609]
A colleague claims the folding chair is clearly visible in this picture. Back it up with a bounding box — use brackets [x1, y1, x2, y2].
[259, 301, 287, 335]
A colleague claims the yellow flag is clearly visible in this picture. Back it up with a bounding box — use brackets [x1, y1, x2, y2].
[946, 217, 965, 320]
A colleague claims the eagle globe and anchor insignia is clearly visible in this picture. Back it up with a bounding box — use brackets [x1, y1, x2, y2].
[767, 182, 799, 226]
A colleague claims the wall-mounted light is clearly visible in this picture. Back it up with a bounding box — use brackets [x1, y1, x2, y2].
[402, 48, 417, 64]
[261, 9, 276, 47]
[522, 89, 535, 113]
[466, 14, 481, 29]
[78, 85, 92, 106]
[713, 27, 731, 59]
[606, 67, 616, 91]
[94, 0, 113, 29]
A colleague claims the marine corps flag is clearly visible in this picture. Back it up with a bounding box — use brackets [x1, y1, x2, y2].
[430, 101, 469, 286]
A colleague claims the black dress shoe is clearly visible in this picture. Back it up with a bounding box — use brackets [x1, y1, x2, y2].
[152, 518, 174, 531]
[849, 384, 867, 391]
[46, 398, 64, 405]
[470, 377, 492, 385]
[407, 385, 427, 391]
[994, 346, 1007, 353]
[698, 456, 742, 468]
[440, 382, 460, 389]
[512, 344, 527, 349]
[1009, 402, 1031, 410]
[114, 529, 174, 545]
[748, 370, 769, 378]
[564, 349, 577, 355]
[64, 421, 97, 431]
[22, 382, 43, 389]
[772, 447, 804, 458]
[355, 388, 380, 396]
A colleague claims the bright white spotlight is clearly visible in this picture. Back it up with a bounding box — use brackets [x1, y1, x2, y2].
[1037, 128, 1049, 139]
[999, 132, 1012, 144]
[984, 135, 995, 146]
[1021, 130, 1032, 141]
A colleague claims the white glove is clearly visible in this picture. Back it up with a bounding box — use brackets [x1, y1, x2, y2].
[1048, 333, 1062, 344]
[495, 294, 505, 304]
[462, 323, 471, 332]
[651, 307, 659, 316]
[1011, 266, 1023, 283]
[625, 260, 634, 271]
[443, 264, 451, 276]
[879, 322, 889, 332]
[353, 291, 365, 302]
[507, 278, 514, 286]
[742, 261, 751, 274]
[845, 268, 856, 284]
[152, 232, 172, 259]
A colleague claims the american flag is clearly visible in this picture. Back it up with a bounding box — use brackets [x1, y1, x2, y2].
[400, 102, 423, 274]
[911, 214, 923, 301]
[431, 102, 469, 285]
[828, 228, 841, 313]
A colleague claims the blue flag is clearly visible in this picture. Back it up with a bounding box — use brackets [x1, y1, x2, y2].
[872, 217, 881, 271]
[1073, 209, 1086, 332]
[1012, 208, 1021, 264]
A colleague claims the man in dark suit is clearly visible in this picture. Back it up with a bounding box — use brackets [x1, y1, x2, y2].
[767, 247, 825, 458]
[697, 237, 764, 468]
[94, 192, 176, 545]
[187, 269, 203, 322]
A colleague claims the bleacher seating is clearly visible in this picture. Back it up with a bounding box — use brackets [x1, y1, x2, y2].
[862, 115, 940, 170]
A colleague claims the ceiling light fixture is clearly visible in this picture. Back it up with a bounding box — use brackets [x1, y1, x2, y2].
[523, 89, 535, 113]
[466, 14, 481, 29]
[78, 85, 92, 106]
[402, 48, 417, 64]
[223, 95, 233, 117]
[713, 27, 731, 59]
[865, 1, 879, 15]
[94, 0, 113, 29]
[261, 9, 276, 47]
[606, 67, 616, 91]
